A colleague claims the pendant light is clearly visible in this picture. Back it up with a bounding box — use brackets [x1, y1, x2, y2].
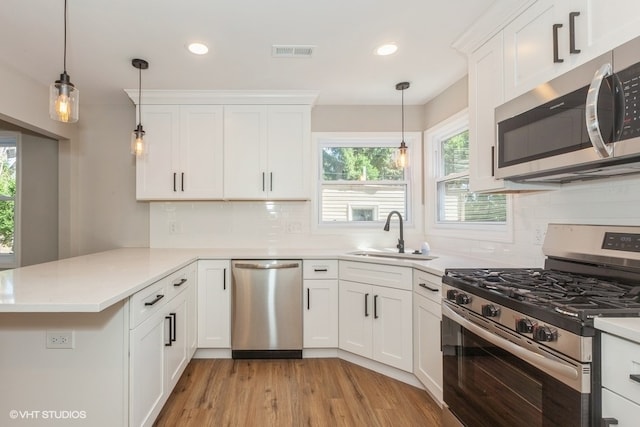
[131, 58, 149, 156]
[49, 0, 79, 123]
[395, 81, 410, 168]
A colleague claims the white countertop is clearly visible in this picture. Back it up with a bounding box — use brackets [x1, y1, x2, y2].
[0, 247, 512, 313]
[595, 317, 640, 344]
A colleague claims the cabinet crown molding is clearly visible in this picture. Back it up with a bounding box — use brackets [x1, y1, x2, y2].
[124, 89, 319, 106]
[452, 0, 536, 54]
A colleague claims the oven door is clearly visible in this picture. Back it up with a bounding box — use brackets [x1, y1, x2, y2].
[442, 303, 592, 427]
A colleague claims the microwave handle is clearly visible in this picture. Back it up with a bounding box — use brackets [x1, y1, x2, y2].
[585, 62, 614, 158]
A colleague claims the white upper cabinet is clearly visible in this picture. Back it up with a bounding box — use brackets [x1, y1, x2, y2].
[223, 105, 310, 200]
[504, 0, 640, 101]
[136, 105, 224, 200]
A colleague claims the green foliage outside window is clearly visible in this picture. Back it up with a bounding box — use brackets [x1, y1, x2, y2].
[322, 147, 403, 181]
[0, 147, 16, 251]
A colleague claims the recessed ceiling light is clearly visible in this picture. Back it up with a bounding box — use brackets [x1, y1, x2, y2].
[376, 43, 398, 56]
[187, 42, 209, 55]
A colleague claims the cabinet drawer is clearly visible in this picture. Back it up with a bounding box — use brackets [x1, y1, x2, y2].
[602, 333, 640, 405]
[130, 279, 168, 329]
[339, 261, 412, 291]
[165, 262, 196, 300]
[413, 269, 442, 304]
[303, 260, 338, 279]
[602, 388, 640, 426]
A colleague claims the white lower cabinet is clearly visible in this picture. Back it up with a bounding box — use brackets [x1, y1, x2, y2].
[413, 269, 443, 404]
[304, 279, 339, 348]
[129, 262, 197, 427]
[197, 260, 231, 348]
[338, 261, 413, 372]
[600, 332, 640, 425]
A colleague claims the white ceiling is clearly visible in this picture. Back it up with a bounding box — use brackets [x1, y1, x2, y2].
[1, 0, 497, 106]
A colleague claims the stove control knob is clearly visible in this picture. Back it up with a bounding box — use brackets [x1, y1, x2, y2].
[534, 326, 557, 342]
[446, 290, 458, 301]
[516, 318, 535, 334]
[481, 304, 500, 317]
[455, 293, 471, 305]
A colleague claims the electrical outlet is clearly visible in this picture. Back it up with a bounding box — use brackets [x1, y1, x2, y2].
[533, 226, 546, 245]
[46, 331, 74, 349]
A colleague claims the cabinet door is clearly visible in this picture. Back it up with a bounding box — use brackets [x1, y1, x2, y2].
[469, 33, 505, 193]
[197, 260, 230, 348]
[601, 388, 640, 426]
[372, 285, 413, 372]
[504, 0, 566, 100]
[413, 293, 443, 404]
[165, 292, 188, 391]
[303, 279, 338, 348]
[266, 105, 310, 199]
[179, 105, 224, 199]
[136, 105, 180, 199]
[186, 275, 198, 358]
[223, 106, 268, 199]
[586, 0, 640, 56]
[130, 310, 166, 427]
[338, 280, 372, 358]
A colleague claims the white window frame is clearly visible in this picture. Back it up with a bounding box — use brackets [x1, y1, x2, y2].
[425, 110, 513, 242]
[0, 131, 20, 268]
[311, 132, 422, 232]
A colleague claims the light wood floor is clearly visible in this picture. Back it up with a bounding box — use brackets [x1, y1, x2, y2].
[154, 358, 442, 426]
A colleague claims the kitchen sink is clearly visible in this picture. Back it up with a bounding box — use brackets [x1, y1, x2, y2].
[348, 250, 437, 261]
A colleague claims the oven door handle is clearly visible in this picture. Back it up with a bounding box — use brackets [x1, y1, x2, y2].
[442, 304, 580, 383]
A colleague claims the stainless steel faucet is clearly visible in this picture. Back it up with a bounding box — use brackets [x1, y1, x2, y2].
[383, 210, 404, 253]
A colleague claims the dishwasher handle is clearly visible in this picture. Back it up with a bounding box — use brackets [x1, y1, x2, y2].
[234, 262, 300, 270]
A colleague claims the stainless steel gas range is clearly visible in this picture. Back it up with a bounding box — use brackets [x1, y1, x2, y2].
[441, 224, 640, 427]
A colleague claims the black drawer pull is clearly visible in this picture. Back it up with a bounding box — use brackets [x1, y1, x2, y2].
[569, 12, 581, 54]
[173, 278, 187, 287]
[307, 288, 310, 310]
[170, 312, 177, 342]
[419, 283, 440, 292]
[313, 268, 328, 272]
[601, 418, 618, 426]
[364, 293, 369, 317]
[374, 295, 379, 319]
[144, 294, 164, 306]
[630, 374, 640, 384]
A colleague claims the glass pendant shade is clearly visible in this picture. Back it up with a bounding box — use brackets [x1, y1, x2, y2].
[49, 74, 79, 124]
[131, 124, 146, 156]
[396, 141, 408, 168]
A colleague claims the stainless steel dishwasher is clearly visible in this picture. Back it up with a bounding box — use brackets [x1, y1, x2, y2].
[231, 260, 302, 359]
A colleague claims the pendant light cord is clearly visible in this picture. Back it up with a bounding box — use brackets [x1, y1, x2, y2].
[138, 66, 142, 127]
[401, 87, 405, 142]
[63, 0, 67, 73]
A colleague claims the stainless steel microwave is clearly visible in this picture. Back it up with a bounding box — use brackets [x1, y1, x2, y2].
[495, 36, 640, 183]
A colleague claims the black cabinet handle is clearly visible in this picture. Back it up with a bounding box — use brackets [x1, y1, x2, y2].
[601, 418, 619, 427]
[165, 315, 172, 346]
[491, 146, 495, 177]
[144, 294, 164, 306]
[374, 295, 379, 319]
[262, 172, 265, 192]
[173, 278, 187, 287]
[314, 268, 328, 272]
[223, 269, 226, 290]
[364, 293, 369, 317]
[419, 283, 440, 292]
[270, 172, 273, 191]
[553, 23, 564, 63]
[630, 374, 640, 383]
[569, 12, 581, 54]
[170, 312, 177, 343]
[307, 288, 310, 310]
[181, 172, 185, 192]
[173, 173, 177, 192]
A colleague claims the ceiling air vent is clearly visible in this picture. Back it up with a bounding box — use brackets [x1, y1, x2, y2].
[272, 45, 315, 58]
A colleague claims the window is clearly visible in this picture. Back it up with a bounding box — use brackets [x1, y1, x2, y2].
[0, 133, 18, 265]
[426, 111, 510, 239]
[313, 133, 421, 228]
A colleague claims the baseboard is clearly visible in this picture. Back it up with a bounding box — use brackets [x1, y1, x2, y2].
[193, 348, 232, 359]
[303, 348, 339, 358]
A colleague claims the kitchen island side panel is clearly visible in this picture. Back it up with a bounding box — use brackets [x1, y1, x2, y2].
[0, 301, 128, 427]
